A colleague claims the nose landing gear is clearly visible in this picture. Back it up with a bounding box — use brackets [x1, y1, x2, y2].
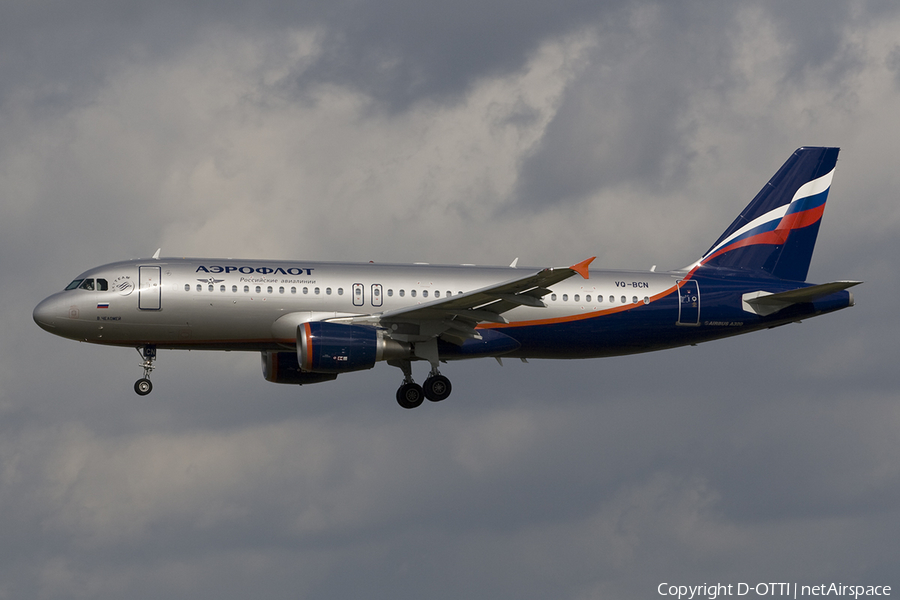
[134, 345, 156, 396]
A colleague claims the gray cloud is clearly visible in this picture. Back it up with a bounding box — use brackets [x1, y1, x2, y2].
[510, 1, 898, 210]
[0, 0, 625, 114]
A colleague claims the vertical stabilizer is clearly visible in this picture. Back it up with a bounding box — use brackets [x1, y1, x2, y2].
[696, 147, 839, 281]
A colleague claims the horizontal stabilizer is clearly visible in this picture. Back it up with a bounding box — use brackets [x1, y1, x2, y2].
[742, 281, 861, 316]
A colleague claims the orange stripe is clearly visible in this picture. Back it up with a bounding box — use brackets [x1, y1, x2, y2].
[480, 284, 679, 329]
[776, 204, 825, 231]
[701, 230, 787, 265]
[302, 322, 313, 371]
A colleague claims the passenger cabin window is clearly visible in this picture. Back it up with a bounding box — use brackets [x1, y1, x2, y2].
[244, 285, 250, 293]
[185, 284, 190, 292]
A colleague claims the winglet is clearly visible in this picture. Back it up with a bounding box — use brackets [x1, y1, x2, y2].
[570, 257, 595, 279]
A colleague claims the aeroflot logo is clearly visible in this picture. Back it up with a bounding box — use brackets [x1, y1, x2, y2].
[196, 265, 315, 276]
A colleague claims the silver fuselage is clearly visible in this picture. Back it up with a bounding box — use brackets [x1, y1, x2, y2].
[33, 257, 677, 353]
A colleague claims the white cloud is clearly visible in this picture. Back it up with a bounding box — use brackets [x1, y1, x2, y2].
[4, 27, 595, 267]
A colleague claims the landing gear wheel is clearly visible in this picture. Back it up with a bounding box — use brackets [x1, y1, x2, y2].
[396, 382, 425, 409]
[135, 346, 157, 395]
[134, 378, 153, 396]
[423, 375, 452, 402]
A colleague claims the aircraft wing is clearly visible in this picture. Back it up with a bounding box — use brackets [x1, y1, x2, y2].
[347, 257, 595, 344]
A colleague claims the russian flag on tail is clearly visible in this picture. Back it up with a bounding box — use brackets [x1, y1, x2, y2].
[697, 147, 839, 282]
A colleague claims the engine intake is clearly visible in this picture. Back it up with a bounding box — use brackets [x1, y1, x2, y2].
[298, 322, 410, 374]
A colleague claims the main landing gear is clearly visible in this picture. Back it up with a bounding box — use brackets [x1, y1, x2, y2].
[134, 345, 156, 396]
[391, 359, 453, 409]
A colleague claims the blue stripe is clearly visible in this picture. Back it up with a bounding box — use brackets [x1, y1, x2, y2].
[713, 218, 780, 249]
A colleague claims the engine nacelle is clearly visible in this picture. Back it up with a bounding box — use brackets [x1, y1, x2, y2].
[298, 322, 410, 374]
[261, 351, 339, 385]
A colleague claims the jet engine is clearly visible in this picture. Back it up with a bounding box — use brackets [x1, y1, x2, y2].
[261, 351, 339, 385]
[298, 322, 410, 374]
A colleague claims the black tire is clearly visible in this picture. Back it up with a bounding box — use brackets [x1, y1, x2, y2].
[134, 378, 153, 396]
[396, 383, 424, 409]
[423, 375, 452, 402]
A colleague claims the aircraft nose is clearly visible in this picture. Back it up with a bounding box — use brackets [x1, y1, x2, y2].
[33, 295, 61, 331]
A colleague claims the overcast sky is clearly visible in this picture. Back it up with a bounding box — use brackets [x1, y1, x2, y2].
[4, 1, 900, 598]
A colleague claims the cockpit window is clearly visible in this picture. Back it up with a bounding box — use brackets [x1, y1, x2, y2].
[66, 278, 108, 291]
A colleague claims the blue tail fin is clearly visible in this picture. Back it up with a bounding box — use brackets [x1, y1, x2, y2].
[696, 147, 839, 281]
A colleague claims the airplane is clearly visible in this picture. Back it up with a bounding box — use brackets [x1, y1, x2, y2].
[34, 147, 859, 408]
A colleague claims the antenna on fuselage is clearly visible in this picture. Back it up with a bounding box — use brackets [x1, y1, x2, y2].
[152, 248, 161, 260]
